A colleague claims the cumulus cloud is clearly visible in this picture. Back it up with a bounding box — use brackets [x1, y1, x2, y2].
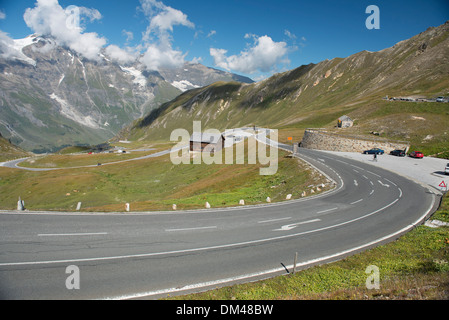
[23, 0, 106, 61]
[0, 30, 26, 62]
[105, 44, 139, 65]
[140, 43, 187, 71]
[210, 35, 289, 74]
[138, 0, 194, 70]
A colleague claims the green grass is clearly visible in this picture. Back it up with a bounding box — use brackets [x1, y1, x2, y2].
[0, 141, 329, 212]
[167, 195, 449, 300]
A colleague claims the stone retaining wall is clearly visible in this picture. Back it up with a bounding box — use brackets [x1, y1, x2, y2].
[300, 129, 409, 154]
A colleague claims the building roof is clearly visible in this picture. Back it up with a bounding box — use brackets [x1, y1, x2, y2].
[190, 132, 225, 143]
[338, 115, 353, 122]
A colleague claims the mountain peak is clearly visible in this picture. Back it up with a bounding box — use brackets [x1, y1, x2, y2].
[0, 37, 254, 152]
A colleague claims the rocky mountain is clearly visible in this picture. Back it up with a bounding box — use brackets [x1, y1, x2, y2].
[124, 21, 449, 152]
[0, 35, 253, 153]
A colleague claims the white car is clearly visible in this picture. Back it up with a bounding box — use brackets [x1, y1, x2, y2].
[445, 163, 449, 175]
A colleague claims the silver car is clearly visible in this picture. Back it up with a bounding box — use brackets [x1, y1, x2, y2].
[445, 163, 449, 175]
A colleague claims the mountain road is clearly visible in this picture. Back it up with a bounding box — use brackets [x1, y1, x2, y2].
[0, 145, 441, 299]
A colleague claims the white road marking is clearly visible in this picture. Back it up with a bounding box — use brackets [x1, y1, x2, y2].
[274, 219, 321, 231]
[317, 207, 339, 214]
[38, 232, 107, 237]
[378, 180, 390, 188]
[354, 180, 358, 186]
[0, 195, 408, 267]
[350, 199, 363, 205]
[258, 217, 291, 224]
[105, 194, 436, 301]
[366, 170, 381, 178]
[165, 226, 217, 232]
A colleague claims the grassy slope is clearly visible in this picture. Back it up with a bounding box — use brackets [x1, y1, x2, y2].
[0, 134, 30, 162]
[0, 141, 330, 211]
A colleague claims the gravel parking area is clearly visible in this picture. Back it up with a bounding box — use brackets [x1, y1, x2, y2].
[321, 150, 448, 193]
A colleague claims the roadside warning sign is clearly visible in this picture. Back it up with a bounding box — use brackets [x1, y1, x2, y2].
[439, 181, 447, 192]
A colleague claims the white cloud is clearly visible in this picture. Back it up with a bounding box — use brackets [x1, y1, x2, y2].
[140, 43, 186, 70]
[0, 10, 6, 20]
[138, 0, 194, 70]
[23, 0, 106, 61]
[0, 31, 35, 64]
[210, 35, 289, 74]
[207, 30, 216, 38]
[284, 29, 297, 40]
[122, 30, 134, 43]
[105, 44, 138, 65]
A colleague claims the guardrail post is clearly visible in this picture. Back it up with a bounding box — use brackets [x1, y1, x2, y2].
[293, 252, 298, 274]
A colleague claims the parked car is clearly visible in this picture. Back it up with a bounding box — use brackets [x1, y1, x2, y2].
[363, 148, 384, 155]
[390, 149, 406, 157]
[409, 151, 424, 158]
[445, 163, 449, 175]
[436, 96, 445, 102]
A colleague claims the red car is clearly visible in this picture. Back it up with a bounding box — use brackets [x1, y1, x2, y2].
[409, 151, 424, 158]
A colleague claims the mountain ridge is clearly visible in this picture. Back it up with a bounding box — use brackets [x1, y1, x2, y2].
[0, 34, 253, 152]
[122, 21, 449, 154]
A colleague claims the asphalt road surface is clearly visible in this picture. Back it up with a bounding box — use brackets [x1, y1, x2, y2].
[0, 147, 441, 299]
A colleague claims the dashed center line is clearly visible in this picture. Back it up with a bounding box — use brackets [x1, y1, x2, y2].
[350, 199, 364, 205]
[38, 232, 108, 237]
[258, 217, 292, 224]
[317, 207, 339, 214]
[165, 226, 217, 232]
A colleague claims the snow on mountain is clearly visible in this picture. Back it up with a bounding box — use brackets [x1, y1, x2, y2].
[0, 34, 253, 152]
[119, 66, 147, 88]
[171, 80, 200, 92]
[50, 93, 99, 129]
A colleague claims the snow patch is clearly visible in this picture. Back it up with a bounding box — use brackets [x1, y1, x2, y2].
[50, 93, 99, 129]
[171, 80, 200, 92]
[58, 74, 65, 86]
[120, 66, 147, 87]
[6, 36, 37, 66]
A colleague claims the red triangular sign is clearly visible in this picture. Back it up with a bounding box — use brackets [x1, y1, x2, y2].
[439, 181, 447, 188]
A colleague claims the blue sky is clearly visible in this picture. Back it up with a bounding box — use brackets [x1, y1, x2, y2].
[0, 0, 448, 80]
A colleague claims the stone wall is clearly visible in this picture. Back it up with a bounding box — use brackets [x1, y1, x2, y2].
[300, 129, 409, 154]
